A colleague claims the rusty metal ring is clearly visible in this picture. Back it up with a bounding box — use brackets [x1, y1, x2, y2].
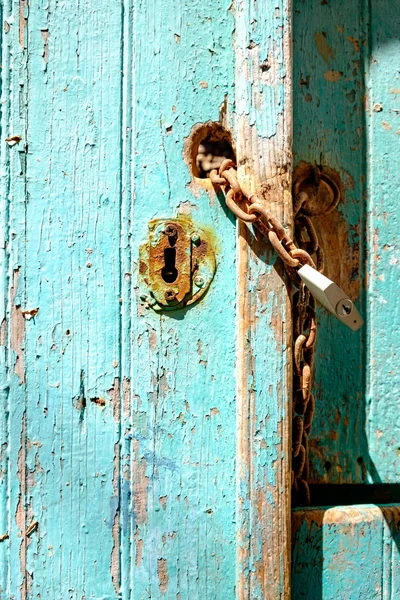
[293, 172, 341, 216]
[294, 444, 306, 478]
[301, 363, 311, 404]
[297, 478, 311, 506]
[295, 214, 319, 255]
[218, 159, 236, 176]
[225, 189, 257, 223]
[222, 168, 243, 197]
[293, 416, 304, 458]
[268, 231, 300, 268]
[289, 248, 316, 269]
[293, 191, 308, 216]
[209, 169, 227, 186]
[305, 313, 317, 349]
[304, 394, 315, 432]
[294, 334, 307, 375]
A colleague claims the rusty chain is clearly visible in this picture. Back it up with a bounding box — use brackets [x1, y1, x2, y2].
[209, 159, 337, 506]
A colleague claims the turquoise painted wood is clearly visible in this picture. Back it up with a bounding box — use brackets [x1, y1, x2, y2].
[292, 505, 400, 600]
[292, 0, 366, 484]
[0, 0, 293, 598]
[2, 0, 400, 597]
[365, 0, 400, 484]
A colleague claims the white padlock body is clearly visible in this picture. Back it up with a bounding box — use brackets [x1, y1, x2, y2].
[298, 264, 363, 332]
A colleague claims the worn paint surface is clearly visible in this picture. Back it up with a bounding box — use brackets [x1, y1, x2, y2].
[365, 0, 400, 484]
[293, 0, 366, 484]
[234, 0, 292, 597]
[292, 1, 400, 598]
[0, 0, 293, 597]
[292, 505, 400, 599]
[293, 0, 400, 488]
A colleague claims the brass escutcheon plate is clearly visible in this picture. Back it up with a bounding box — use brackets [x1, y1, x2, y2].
[138, 217, 216, 311]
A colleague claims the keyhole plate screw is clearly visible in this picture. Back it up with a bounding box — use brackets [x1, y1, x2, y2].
[336, 298, 353, 317]
[165, 290, 177, 302]
[165, 224, 178, 238]
[194, 276, 204, 287]
[191, 233, 201, 246]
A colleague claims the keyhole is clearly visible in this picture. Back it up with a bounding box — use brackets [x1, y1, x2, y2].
[161, 248, 178, 283]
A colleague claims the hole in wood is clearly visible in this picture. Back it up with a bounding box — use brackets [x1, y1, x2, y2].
[195, 136, 235, 179]
[185, 122, 235, 180]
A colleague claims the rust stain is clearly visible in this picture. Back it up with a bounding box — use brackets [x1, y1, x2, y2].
[157, 558, 169, 594]
[111, 441, 120, 594]
[90, 396, 106, 407]
[10, 269, 25, 384]
[21, 307, 39, 321]
[314, 32, 334, 65]
[132, 438, 149, 525]
[314, 211, 360, 301]
[0, 533, 9, 542]
[6, 135, 22, 146]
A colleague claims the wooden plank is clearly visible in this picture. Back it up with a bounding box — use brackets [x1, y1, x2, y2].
[125, 0, 238, 598]
[2, 0, 123, 597]
[365, 0, 400, 483]
[234, 1, 292, 597]
[292, 505, 400, 599]
[292, 0, 366, 483]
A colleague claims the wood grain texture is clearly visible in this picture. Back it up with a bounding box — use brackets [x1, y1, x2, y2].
[293, 0, 400, 488]
[125, 0, 238, 598]
[1, 0, 123, 597]
[365, 0, 400, 484]
[292, 505, 400, 599]
[234, 1, 292, 597]
[1, 0, 296, 596]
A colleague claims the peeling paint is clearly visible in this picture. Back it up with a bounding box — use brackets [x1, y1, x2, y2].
[314, 32, 335, 65]
[110, 442, 120, 595]
[132, 439, 149, 525]
[157, 558, 169, 594]
[10, 269, 25, 384]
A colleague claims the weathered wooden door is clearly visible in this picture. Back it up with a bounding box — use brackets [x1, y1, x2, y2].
[0, 0, 399, 598]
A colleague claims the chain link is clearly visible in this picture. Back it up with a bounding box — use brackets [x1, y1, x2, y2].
[210, 162, 324, 506]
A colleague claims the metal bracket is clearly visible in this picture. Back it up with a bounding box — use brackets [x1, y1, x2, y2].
[139, 217, 216, 311]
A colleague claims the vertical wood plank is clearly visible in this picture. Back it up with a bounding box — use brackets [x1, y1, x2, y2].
[126, 0, 238, 598]
[0, 0, 10, 593]
[234, 1, 292, 597]
[365, 0, 400, 484]
[2, 0, 124, 597]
